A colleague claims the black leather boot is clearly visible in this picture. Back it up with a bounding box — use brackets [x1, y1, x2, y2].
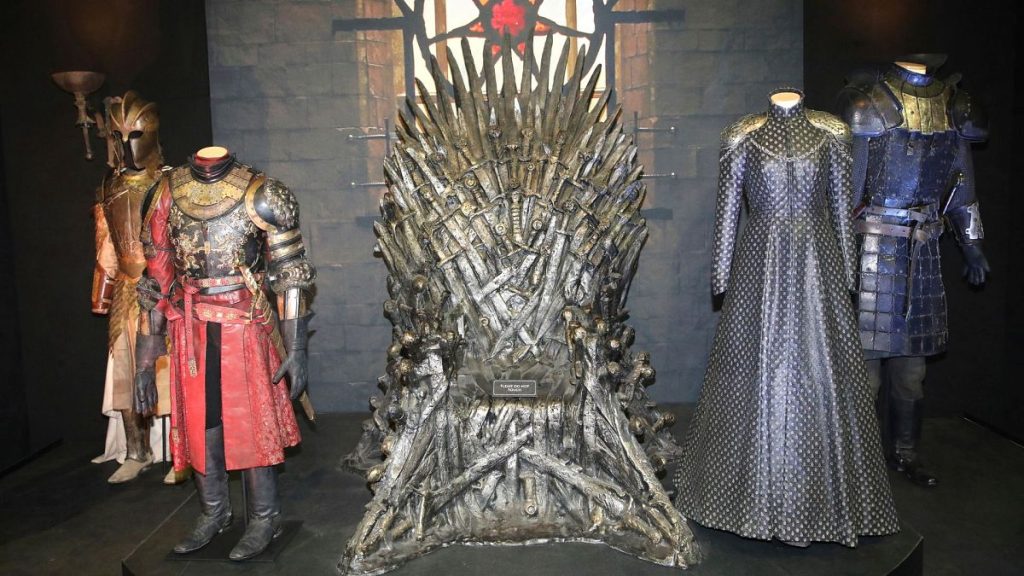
[890, 398, 938, 487]
[173, 426, 233, 553]
[228, 466, 283, 561]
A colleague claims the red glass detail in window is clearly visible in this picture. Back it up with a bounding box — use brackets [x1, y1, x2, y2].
[490, 0, 527, 38]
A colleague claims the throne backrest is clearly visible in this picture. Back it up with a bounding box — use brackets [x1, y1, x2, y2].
[374, 36, 648, 392]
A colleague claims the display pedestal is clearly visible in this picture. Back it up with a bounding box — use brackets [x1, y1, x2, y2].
[122, 412, 922, 576]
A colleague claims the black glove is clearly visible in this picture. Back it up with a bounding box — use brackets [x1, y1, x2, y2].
[273, 313, 312, 400]
[960, 243, 990, 286]
[133, 333, 166, 416]
[136, 276, 164, 311]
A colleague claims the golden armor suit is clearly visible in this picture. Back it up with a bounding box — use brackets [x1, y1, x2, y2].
[91, 91, 170, 483]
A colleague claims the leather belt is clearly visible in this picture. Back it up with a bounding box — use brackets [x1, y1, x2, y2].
[855, 220, 942, 243]
[862, 205, 936, 223]
[187, 274, 247, 288]
[192, 302, 261, 324]
[170, 274, 264, 376]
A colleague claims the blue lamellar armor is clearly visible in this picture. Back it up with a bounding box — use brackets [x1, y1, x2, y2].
[838, 63, 988, 358]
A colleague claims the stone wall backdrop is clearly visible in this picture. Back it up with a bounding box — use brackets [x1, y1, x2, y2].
[206, 0, 803, 412]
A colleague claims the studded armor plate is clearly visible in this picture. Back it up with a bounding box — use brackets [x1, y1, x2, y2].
[840, 65, 987, 357]
[166, 164, 264, 279]
[674, 94, 899, 546]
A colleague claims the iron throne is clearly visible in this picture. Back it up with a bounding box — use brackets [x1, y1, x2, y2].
[339, 36, 699, 575]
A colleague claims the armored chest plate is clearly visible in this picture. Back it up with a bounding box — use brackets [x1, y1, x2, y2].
[169, 165, 253, 220]
[883, 80, 952, 135]
[167, 165, 264, 278]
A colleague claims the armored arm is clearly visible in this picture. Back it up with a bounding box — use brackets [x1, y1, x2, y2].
[246, 177, 317, 400]
[837, 72, 901, 208]
[140, 176, 178, 316]
[948, 81, 988, 143]
[711, 115, 756, 295]
[134, 177, 174, 416]
[91, 200, 118, 314]
[946, 81, 988, 285]
[945, 139, 989, 286]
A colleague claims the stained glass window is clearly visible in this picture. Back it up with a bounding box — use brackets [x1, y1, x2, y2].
[408, 0, 606, 94]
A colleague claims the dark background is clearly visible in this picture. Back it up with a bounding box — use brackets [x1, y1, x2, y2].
[0, 0, 212, 471]
[1, 0, 1019, 472]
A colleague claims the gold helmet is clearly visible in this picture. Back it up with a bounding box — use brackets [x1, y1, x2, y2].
[108, 91, 162, 174]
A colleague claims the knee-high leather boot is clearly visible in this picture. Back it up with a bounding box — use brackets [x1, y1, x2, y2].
[890, 397, 939, 487]
[229, 466, 282, 561]
[173, 426, 233, 553]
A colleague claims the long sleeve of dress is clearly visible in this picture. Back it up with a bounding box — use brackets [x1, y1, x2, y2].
[827, 133, 857, 291]
[711, 138, 747, 295]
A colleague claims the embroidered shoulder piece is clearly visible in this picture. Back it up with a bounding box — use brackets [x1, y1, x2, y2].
[721, 113, 767, 149]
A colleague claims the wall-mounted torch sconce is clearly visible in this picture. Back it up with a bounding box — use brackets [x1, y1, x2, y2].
[51, 70, 106, 161]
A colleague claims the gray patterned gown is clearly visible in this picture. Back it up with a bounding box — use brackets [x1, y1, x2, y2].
[674, 95, 900, 546]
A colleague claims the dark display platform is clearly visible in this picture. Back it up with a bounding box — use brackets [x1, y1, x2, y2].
[122, 411, 922, 576]
[162, 518, 301, 564]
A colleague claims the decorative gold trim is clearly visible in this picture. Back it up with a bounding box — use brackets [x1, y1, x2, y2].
[142, 177, 170, 229]
[244, 174, 273, 231]
[268, 228, 300, 246]
[170, 168, 252, 220]
[271, 240, 305, 260]
[224, 165, 254, 190]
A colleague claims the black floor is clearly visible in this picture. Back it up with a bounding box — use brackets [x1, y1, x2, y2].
[1, 406, 1021, 576]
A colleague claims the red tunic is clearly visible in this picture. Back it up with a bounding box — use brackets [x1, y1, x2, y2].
[145, 182, 300, 474]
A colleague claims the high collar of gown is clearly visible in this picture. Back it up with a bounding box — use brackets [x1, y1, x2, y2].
[767, 89, 806, 121]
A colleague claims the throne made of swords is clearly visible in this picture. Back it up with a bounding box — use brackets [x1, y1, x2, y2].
[339, 36, 698, 575]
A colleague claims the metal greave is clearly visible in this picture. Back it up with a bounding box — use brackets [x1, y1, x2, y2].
[120, 407, 152, 462]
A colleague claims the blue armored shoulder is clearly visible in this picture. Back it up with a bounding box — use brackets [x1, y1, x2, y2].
[946, 75, 988, 142]
[837, 69, 902, 137]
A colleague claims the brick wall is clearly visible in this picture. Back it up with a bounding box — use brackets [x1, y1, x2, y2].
[206, 0, 803, 411]
[619, 0, 803, 404]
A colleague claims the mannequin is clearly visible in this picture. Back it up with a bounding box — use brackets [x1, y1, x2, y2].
[90, 91, 172, 484]
[769, 90, 802, 108]
[674, 89, 899, 547]
[894, 61, 927, 75]
[838, 56, 989, 487]
[137, 145, 315, 559]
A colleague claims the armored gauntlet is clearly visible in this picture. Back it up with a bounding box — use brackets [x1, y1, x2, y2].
[273, 312, 312, 400]
[134, 277, 167, 416]
[133, 331, 165, 416]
